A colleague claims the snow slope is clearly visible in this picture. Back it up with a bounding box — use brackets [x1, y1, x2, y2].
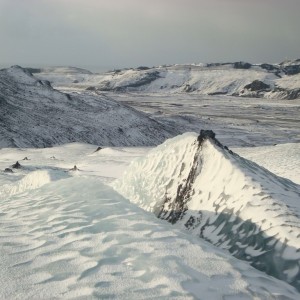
[0, 66, 175, 148]
[235, 143, 300, 185]
[113, 131, 300, 290]
[0, 146, 299, 299]
[33, 61, 300, 100]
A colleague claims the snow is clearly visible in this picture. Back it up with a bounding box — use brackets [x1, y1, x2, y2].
[33, 61, 300, 99]
[108, 93, 300, 147]
[113, 133, 300, 290]
[235, 143, 300, 185]
[1, 62, 300, 298]
[0, 66, 176, 148]
[0, 142, 300, 299]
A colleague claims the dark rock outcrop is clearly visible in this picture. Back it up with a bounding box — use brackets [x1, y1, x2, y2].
[244, 80, 270, 91]
[283, 64, 300, 76]
[260, 63, 279, 71]
[197, 130, 215, 143]
[11, 161, 22, 169]
[94, 146, 102, 152]
[69, 165, 80, 171]
[136, 66, 150, 71]
[233, 62, 252, 69]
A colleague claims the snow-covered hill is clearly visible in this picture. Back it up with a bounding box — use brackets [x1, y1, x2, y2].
[0, 142, 299, 299]
[32, 60, 300, 100]
[113, 131, 300, 290]
[0, 66, 175, 148]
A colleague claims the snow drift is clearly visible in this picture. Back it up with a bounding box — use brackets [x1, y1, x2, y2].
[1, 174, 299, 299]
[0, 169, 68, 198]
[113, 131, 300, 290]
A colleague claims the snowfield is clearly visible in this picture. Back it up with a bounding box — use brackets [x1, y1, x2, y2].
[33, 60, 300, 100]
[1, 62, 300, 298]
[0, 139, 300, 299]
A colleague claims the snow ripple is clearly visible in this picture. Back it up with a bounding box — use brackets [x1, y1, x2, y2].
[0, 177, 298, 299]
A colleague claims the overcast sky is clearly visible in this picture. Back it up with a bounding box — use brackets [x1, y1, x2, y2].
[0, 0, 299, 71]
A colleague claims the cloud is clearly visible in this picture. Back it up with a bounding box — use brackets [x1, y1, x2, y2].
[0, 0, 299, 70]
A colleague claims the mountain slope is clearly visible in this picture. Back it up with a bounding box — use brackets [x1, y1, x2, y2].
[37, 60, 300, 99]
[113, 131, 300, 290]
[0, 66, 175, 148]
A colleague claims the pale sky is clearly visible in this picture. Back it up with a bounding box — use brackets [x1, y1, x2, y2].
[0, 0, 299, 71]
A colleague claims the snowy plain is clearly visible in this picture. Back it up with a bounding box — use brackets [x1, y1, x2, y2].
[0, 140, 300, 299]
[1, 64, 300, 298]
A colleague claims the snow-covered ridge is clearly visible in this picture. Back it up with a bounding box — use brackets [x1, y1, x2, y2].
[33, 60, 300, 99]
[113, 131, 300, 290]
[0, 66, 176, 148]
[1, 175, 299, 299]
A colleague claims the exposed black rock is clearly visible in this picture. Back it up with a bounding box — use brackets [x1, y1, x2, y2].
[136, 66, 150, 71]
[283, 64, 300, 76]
[260, 63, 278, 71]
[283, 88, 300, 100]
[4, 168, 13, 173]
[208, 91, 228, 96]
[23, 157, 29, 160]
[86, 86, 97, 91]
[158, 144, 202, 224]
[206, 62, 231, 67]
[233, 62, 252, 69]
[197, 130, 216, 143]
[183, 84, 194, 92]
[244, 80, 270, 91]
[197, 129, 225, 149]
[11, 161, 21, 169]
[94, 146, 102, 152]
[69, 165, 79, 171]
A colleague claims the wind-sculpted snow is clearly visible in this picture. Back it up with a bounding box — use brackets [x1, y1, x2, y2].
[113, 132, 300, 290]
[0, 169, 68, 198]
[0, 176, 299, 299]
[0, 66, 175, 147]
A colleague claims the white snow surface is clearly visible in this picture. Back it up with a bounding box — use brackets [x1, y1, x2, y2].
[0, 66, 175, 148]
[113, 133, 300, 289]
[33, 62, 300, 99]
[1, 140, 300, 299]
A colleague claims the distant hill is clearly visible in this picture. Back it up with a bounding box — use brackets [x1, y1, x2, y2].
[0, 66, 176, 148]
[31, 60, 300, 100]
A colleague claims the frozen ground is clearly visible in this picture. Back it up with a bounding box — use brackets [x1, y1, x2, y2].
[0, 140, 300, 299]
[110, 93, 300, 147]
[1, 64, 300, 298]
